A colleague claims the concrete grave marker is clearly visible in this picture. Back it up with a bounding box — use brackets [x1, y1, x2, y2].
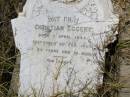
[11, 0, 118, 96]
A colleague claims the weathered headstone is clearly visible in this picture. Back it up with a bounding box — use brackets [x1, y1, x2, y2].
[11, 0, 118, 96]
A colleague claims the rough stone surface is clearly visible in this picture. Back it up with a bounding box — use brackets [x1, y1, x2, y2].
[11, 0, 118, 96]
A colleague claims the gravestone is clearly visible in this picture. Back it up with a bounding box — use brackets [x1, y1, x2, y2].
[11, 0, 118, 96]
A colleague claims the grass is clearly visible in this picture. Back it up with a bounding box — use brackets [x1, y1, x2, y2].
[0, 0, 128, 97]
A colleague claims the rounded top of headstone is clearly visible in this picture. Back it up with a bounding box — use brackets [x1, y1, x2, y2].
[19, 0, 117, 20]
